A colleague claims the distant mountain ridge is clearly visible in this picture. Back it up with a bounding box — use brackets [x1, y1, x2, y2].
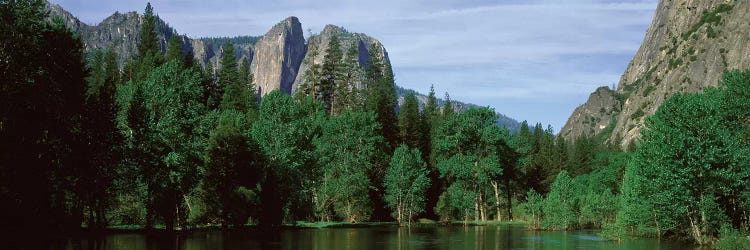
[45, 1, 520, 131]
[396, 86, 521, 133]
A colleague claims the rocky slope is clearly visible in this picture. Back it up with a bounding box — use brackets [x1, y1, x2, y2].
[47, 4, 181, 66]
[560, 0, 750, 148]
[292, 25, 389, 93]
[560, 87, 621, 141]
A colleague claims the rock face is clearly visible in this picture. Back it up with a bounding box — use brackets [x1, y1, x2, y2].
[560, 87, 621, 141]
[560, 0, 750, 148]
[250, 17, 306, 96]
[292, 25, 390, 93]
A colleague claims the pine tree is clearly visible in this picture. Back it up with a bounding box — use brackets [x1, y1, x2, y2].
[238, 59, 257, 110]
[216, 42, 238, 109]
[83, 48, 121, 229]
[365, 43, 383, 84]
[398, 92, 421, 148]
[134, 2, 162, 83]
[138, 3, 159, 58]
[298, 34, 320, 102]
[338, 40, 362, 111]
[165, 34, 183, 64]
[421, 85, 441, 220]
[320, 35, 343, 114]
[217, 48, 254, 114]
[442, 92, 455, 118]
[423, 85, 439, 123]
[203, 61, 217, 108]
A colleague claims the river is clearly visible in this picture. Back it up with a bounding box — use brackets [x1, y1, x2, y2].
[48, 224, 696, 249]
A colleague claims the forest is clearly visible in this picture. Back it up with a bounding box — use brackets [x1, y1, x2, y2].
[1, 1, 749, 247]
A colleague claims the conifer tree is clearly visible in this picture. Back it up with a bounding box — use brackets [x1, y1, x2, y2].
[320, 35, 343, 114]
[398, 92, 421, 148]
[216, 42, 238, 109]
[138, 3, 159, 58]
[238, 59, 257, 111]
[338, 40, 363, 111]
[298, 32, 320, 102]
[203, 61, 217, 108]
[442, 92, 455, 118]
[165, 34, 183, 64]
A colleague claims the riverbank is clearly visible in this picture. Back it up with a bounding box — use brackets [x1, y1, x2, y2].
[98, 220, 528, 232]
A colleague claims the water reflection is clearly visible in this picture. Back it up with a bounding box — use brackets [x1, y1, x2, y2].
[49, 224, 696, 250]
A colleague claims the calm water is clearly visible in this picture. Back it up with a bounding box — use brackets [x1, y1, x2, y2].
[48, 224, 696, 250]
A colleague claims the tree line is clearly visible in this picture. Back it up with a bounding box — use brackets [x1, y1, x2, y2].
[2, 1, 749, 247]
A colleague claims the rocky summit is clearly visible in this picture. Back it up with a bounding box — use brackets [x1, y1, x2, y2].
[292, 24, 389, 93]
[251, 17, 306, 96]
[560, 0, 750, 148]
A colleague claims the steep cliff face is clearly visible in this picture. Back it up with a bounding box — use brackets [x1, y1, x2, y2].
[560, 0, 750, 148]
[250, 17, 306, 96]
[292, 25, 390, 93]
[560, 87, 621, 141]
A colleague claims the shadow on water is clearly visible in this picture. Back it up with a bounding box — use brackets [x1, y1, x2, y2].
[39, 224, 698, 250]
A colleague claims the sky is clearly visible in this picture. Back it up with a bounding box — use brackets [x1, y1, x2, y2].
[50, 0, 658, 132]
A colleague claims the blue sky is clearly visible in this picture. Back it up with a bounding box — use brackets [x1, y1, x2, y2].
[50, 0, 657, 131]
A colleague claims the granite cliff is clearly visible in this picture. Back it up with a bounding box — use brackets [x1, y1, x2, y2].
[560, 0, 750, 148]
[250, 17, 306, 96]
[292, 24, 389, 93]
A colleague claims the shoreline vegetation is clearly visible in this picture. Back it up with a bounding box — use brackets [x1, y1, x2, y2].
[56, 220, 531, 236]
[2, 1, 750, 249]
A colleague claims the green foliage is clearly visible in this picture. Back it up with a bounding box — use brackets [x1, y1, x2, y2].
[398, 93, 422, 148]
[297, 37, 321, 102]
[385, 145, 430, 225]
[577, 173, 618, 229]
[434, 107, 506, 221]
[642, 85, 655, 97]
[716, 225, 750, 250]
[217, 42, 239, 110]
[619, 70, 750, 244]
[365, 44, 399, 149]
[252, 91, 321, 225]
[165, 35, 184, 64]
[320, 34, 343, 114]
[337, 40, 364, 111]
[118, 60, 209, 229]
[629, 108, 645, 120]
[82, 47, 123, 228]
[137, 2, 159, 59]
[522, 190, 544, 230]
[542, 171, 578, 230]
[199, 35, 261, 53]
[203, 110, 262, 228]
[0, 1, 91, 232]
[314, 109, 382, 222]
[681, 3, 733, 40]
